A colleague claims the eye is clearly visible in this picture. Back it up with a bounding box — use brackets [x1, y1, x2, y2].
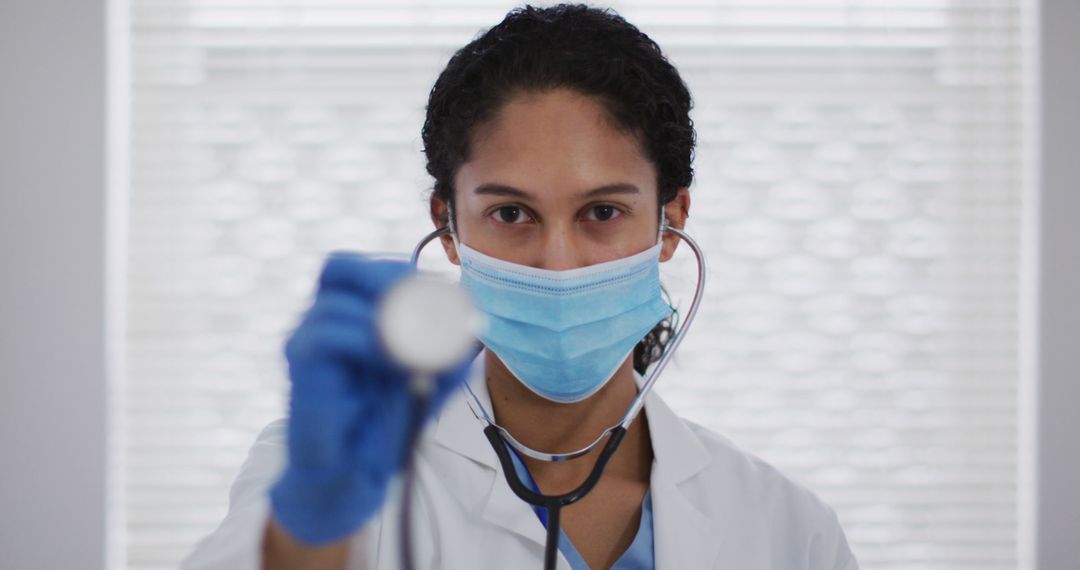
[584, 204, 622, 222]
[491, 205, 533, 224]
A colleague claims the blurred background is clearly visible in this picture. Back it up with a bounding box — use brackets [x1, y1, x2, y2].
[2, 1, 1076, 569]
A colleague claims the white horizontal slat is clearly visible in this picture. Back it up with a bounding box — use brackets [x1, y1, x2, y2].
[122, 1, 1028, 568]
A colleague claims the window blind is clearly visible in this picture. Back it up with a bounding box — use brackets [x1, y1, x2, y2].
[124, 1, 1029, 568]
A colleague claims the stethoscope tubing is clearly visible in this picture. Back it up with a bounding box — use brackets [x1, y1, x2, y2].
[401, 222, 707, 570]
[485, 424, 628, 570]
[449, 224, 707, 463]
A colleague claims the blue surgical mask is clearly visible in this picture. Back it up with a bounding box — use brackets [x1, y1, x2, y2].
[452, 218, 672, 403]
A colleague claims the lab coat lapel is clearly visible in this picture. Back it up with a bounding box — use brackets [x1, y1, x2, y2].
[479, 458, 563, 564]
[432, 356, 557, 561]
[432, 354, 497, 470]
[432, 355, 723, 569]
[643, 388, 724, 570]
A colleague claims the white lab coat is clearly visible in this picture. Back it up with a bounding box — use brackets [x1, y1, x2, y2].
[181, 357, 859, 570]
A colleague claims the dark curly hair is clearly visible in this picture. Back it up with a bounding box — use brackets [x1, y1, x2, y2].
[422, 3, 695, 375]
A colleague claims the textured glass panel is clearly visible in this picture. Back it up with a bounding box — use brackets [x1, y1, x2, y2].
[126, 1, 1027, 568]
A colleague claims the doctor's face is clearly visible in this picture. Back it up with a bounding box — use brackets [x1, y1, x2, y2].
[439, 88, 685, 269]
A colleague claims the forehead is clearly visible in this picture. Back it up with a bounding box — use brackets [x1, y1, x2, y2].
[455, 88, 656, 199]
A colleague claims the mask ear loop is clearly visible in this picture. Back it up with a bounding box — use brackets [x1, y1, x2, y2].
[447, 203, 461, 249]
[657, 207, 668, 245]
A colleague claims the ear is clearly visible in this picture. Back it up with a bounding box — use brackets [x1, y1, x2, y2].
[429, 195, 460, 265]
[660, 187, 690, 262]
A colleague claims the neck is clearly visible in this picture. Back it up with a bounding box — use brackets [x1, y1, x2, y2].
[484, 349, 653, 491]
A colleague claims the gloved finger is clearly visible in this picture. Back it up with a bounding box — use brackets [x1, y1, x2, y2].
[350, 384, 413, 477]
[286, 320, 383, 369]
[317, 252, 414, 300]
[286, 361, 363, 470]
[301, 291, 408, 375]
[302, 288, 374, 324]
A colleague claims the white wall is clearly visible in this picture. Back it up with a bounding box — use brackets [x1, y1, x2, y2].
[1036, 1, 1080, 568]
[0, 1, 109, 568]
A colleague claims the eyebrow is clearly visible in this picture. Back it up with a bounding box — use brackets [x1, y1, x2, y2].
[473, 183, 640, 200]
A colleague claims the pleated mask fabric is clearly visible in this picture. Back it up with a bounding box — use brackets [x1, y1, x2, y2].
[456, 241, 672, 403]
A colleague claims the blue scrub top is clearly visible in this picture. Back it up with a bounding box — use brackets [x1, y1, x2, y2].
[505, 446, 655, 570]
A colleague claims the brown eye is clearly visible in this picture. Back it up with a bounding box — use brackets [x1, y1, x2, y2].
[586, 204, 621, 222]
[493, 206, 531, 224]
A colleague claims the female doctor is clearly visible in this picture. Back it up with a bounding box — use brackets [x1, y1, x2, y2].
[182, 4, 858, 570]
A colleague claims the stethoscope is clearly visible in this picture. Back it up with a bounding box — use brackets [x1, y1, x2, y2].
[377, 221, 706, 570]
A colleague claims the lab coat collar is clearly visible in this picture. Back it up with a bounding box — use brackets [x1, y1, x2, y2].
[433, 353, 711, 480]
[431, 353, 722, 568]
[643, 390, 725, 569]
[431, 353, 501, 469]
[430, 354, 555, 559]
[639, 371, 724, 569]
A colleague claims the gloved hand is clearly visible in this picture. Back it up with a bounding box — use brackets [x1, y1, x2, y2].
[269, 252, 477, 546]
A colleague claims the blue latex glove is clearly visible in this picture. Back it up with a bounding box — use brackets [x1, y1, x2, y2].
[269, 252, 477, 545]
